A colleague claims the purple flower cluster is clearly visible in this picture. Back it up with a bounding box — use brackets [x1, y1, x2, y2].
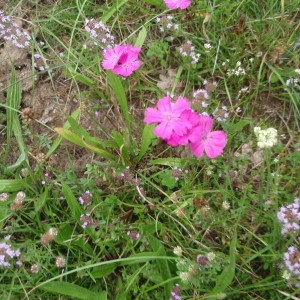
[170, 284, 182, 300]
[277, 198, 300, 236]
[0, 10, 31, 48]
[78, 190, 93, 205]
[0, 240, 21, 267]
[179, 40, 200, 64]
[277, 198, 300, 287]
[84, 18, 115, 49]
[283, 246, 300, 287]
[80, 213, 98, 229]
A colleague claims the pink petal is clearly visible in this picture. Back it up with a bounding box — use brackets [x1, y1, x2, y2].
[190, 141, 205, 157]
[203, 131, 227, 158]
[164, 0, 191, 9]
[157, 96, 172, 113]
[170, 118, 190, 136]
[102, 48, 122, 70]
[198, 115, 213, 135]
[173, 97, 191, 114]
[113, 60, 141, 76]
[144, 107, 163, 124]
[167, 133, 189, 146]
[154, 122, 173, 140]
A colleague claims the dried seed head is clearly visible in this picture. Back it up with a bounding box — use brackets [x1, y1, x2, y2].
[11, 191, 26, 211]
[41, 227, 58, 244]
[0, 193, 9, 202]
[30, 264, 40, 274]
[55, 256, 66, 268]
[21, 107, 35, 122]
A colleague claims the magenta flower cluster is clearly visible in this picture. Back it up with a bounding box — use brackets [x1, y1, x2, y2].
[144, 96, 227, 158]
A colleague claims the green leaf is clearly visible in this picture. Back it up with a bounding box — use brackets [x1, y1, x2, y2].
[211, 231, 237, 295]
[101, 0, 128, 23]
[61, 182, 82, 220]
[6, 153, 26, 171]
[136, 124, 155, 163]
[46, 108, 81, 159]
[91, 264, 117, 279]
[4, 66, 27, 166]
[0, 179, 30, 192]
[148, 235, 172, 298]
[0, 203, 11, 227]
[141, 0, 163, 6]
[134, 26, 148, 48]
[55, 128, 117, 162]
[229, 119, 251, 135]
[106, 71, 130, 130]
[35, 189, 48, 212]
[56, 224, 94, 255]
[38, 281, 101, 300]
[150, 157, 186, 168]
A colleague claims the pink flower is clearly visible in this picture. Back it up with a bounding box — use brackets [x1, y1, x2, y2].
[102, 44, 141, 76]
[164, 0, 191, 10]
[190, 116, 227, 158]
[144, 96, 192, 142]
[167, 110, 201, 146]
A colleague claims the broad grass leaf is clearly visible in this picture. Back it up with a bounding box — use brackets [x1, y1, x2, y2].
[141, 0, 163, 6]
[56, 224, 94, 255]
[81, 136, 118, 161]
[38, 281, 101, 300]
[91, 264, 117, 279]
[55, 128, 85, 147]
[150, 157, 186, 168]
[136, 124, 155, 163]
[0, 179, 30, 192]
[4, 66, 27, 166]
[148, 235, 172, 298]
[102, 0, 128, 22]
[46, 108, 81, 159]
[106, 71, 130, 130]
[134, 26, 147, 48]
[6, 153, 26, 171]
[211, 231, 237, 296]
[61, 182, 82, 220]
[0, 203, 11, 227]
[35, 189, 48, 212]
[228, 119, 251, 135]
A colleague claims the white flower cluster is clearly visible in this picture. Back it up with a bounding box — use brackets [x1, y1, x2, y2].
[254, 127, 278, 149]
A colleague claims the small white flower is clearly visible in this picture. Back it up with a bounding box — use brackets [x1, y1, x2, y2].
[282, 270, 291, 280]
[222, 201, 230, 210]
[207, 252, 216, 261]
[173, 246, 183, 256]
[254, 127, 278, 149]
